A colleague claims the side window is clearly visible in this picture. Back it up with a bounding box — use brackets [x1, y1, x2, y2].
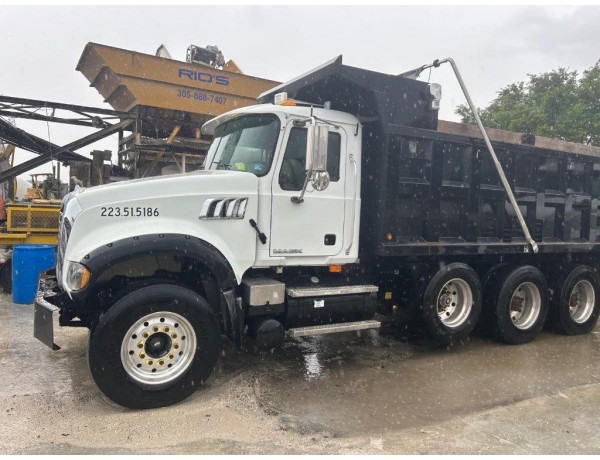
[279, 127, 342, 191]
[327, 132, 341, 182]
[279, 128, 307, 191]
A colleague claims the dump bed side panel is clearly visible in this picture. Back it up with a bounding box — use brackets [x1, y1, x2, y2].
[378, 124, 600, 257]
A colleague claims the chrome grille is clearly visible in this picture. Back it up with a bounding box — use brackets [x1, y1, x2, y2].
[56, 213, 72, 287]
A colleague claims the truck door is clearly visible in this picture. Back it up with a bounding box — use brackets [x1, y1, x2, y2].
[269, 121, 347, 260]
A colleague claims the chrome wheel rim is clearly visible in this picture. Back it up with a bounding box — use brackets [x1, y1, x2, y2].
[510, 282, 541, 330]
[120, 311, 197, 386]
[437, 278, 473, 328]
[569, 280, 595, 324]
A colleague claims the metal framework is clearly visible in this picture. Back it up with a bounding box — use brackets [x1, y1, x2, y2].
[0, 96, 136, 183]
[0, 95, 132, 128]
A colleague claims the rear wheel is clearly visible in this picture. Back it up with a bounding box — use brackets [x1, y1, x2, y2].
[550, 265, 600, 335]
[489, 265, 548, 344]
[88, 284, 221, 409]
[420, 263, 482, 345]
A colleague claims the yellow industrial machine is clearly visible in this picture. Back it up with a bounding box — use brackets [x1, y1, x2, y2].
[76, 43, 280, 178]
[0, 136, 59, 292]
[77, 42, 278, 131]
[0, 201, 60, 293]
[0, 203, 59, 246]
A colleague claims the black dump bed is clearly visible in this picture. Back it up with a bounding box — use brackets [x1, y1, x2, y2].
[259, 57, 600, 259]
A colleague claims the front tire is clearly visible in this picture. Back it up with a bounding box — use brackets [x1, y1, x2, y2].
[88, 284, 221, 409]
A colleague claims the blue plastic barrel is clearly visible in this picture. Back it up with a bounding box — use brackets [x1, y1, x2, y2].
[12, 245, 56, 304]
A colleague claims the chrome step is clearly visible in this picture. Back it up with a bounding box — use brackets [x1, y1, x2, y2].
[286, 284, 379, 298]
[287, 319, 381, 338]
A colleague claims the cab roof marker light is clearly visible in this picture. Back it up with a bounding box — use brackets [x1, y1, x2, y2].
[274, 92, 297, 106]
[274, 92, 289, 105]
[275, 92, 330, 109]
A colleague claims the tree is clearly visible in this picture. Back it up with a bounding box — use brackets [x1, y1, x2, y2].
[456, 61, 600, 146]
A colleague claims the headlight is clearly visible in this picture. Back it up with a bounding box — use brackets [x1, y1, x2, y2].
[65, 262, 91, 291]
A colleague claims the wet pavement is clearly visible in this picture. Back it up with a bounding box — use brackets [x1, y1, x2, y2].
[1, 293, 600, 454]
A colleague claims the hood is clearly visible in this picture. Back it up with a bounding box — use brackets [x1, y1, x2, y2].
[62, 169, 260, 288]
[75, 170, 258, 209]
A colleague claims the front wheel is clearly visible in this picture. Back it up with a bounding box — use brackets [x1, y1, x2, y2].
[88, 284, 221, 409]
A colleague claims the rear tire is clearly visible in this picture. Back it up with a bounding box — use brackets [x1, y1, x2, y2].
[420, 263, 482, 346]
[88, 284, 221, 409]
[550, 265, 600, 335]
[488, 265, 548, 344]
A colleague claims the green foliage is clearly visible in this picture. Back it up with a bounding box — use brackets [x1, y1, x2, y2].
[456, 61, 600, 146]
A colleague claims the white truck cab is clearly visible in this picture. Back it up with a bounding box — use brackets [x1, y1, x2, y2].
[201, 103, 361, 268]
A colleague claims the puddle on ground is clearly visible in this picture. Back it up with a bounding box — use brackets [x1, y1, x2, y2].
[222, 326, 600, 436]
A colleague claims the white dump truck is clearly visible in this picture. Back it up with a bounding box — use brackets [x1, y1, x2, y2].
[35, 57, 600, 408]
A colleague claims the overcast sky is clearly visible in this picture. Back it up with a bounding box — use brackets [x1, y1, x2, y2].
[1, 5, 600, 179]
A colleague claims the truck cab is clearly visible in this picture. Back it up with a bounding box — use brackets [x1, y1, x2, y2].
[201, 103, 361, 267]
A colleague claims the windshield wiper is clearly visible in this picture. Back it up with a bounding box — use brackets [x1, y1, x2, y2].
[210, 160, 233, 170]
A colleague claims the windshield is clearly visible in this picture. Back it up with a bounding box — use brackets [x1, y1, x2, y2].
[205, 114, 280, 177]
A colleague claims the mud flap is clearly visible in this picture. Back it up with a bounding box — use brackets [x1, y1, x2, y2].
[34, 296, 61, 350]
[222, 288, 244, 350]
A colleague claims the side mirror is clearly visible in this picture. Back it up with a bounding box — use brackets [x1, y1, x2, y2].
[312, 171, 330, 191]
[311, 125, 329, 190]
[293, 122, 330, 203]
[304, 123, 329, 172]
[305, 121, 315, 172]
[313, 125, 329, 172]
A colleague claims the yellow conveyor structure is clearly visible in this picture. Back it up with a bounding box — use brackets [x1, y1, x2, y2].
[77, 43, 279, 136]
